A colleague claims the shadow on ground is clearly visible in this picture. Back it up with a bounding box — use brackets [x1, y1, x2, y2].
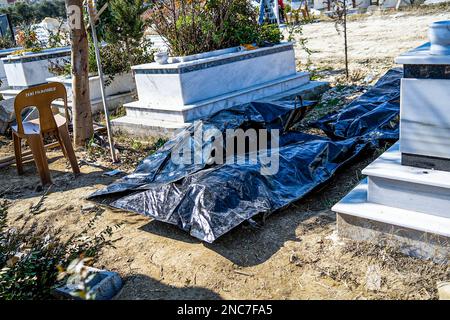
[0, 155, 118, 200]
[115, 274, 222, 300]
[138, 149, 379, 268]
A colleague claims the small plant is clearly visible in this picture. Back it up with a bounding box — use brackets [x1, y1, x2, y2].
[328, 0, 350, 79]
[0, 201, 120, 300]
[88, 41, 153, 84]
[131, 139, 143, 151]
[284, 9, 311, 69]
[15, 25, 41, 50]
[47, 20, 70, 48]
[258, 24, 283, 46]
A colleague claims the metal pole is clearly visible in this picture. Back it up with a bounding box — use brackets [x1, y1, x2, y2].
[86, 0, 118, 163]
[273, 0, 280, 25]
[259, 0, 266, 25]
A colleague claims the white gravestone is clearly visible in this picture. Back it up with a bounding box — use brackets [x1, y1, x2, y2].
[332, 21, 450, 262]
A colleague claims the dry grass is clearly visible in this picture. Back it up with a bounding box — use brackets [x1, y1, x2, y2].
[317, 2, 450, 23]
[335, 241, 449, 299]
[85, 131, 167, 172]
[1, 119, 448, 299]
[398, 2, 450, 15]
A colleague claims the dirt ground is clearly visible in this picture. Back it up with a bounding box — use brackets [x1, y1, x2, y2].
[1, 11, 449, 300]
[295, 9, 450, 84]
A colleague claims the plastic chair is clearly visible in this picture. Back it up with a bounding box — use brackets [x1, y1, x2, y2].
[11, 82, 80, 186]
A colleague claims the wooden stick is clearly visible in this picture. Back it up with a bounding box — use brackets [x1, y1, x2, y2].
[1, 123, 105, 167]
[0, 155, 34, 169]
[0, 141, 60, 165]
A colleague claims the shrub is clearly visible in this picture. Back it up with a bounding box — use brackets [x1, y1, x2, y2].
[50, 0, 154, 83]
[0, 36, 15, 50]
[0, 201, 119, 300]
[88, 41, 153, 82]
[15, 25, 41, 50]
[258, 24, 283, 46]
[94, 0, 153, 67]
[0, 0, 66, 26]
[149, 0, 282, 56]
[47, 20, 70, 48]
[66, 0, 154, 81]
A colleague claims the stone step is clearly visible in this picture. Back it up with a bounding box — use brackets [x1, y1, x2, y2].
[123, 72, 313, 123]
[0, 88, 21, 100]
[332, 178, 450, 262]
[363, 142, 450, 219]
[52, 92, 135, 115]
[113, 80, 329, 137]
[333, 178, 450, 238]
[111, 115, 189, 138]
[124, 101, 186, 122]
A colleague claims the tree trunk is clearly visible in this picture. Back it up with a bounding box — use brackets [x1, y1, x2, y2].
[66, 0, 93, 147]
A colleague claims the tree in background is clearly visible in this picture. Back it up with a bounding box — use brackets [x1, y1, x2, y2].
[13, 2, 35, 25]
[65, 0, 93, 146]
[0, 1, 66, 26]
[149, 0, 281, 57]
[329, 0, 349, 79]
[36, 0, 67, 19]
[94, 0, 151, 67]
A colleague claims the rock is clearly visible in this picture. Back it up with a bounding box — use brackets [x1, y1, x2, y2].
[364, 74, 375, 84]
[437, 282, 450, 300]
[81, 203, 97, 212]
[392, 13, 405, 19]
[0, 98, 15, 134]
[366, 265, 382, 291]
[424, 0, 450, 5]
[54, 267, 123, 300]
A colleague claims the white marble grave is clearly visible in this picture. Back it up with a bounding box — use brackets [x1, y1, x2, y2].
[47, 72, 136, 114]
[333, 22, 450, 262]
[112, 42, 320, 135]
[0, 46, 71, 98]
[0, 47, 22, 90]
[400, 78, 450, 161]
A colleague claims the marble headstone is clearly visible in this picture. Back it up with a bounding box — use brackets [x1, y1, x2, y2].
[395, 21, 450, 171]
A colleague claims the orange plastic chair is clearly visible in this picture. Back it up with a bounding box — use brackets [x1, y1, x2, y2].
[11, 82, 80, 186]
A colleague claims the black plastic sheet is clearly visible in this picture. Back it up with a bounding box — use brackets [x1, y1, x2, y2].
[313, 68, 401, 142]
[89, 68, 402, 243]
